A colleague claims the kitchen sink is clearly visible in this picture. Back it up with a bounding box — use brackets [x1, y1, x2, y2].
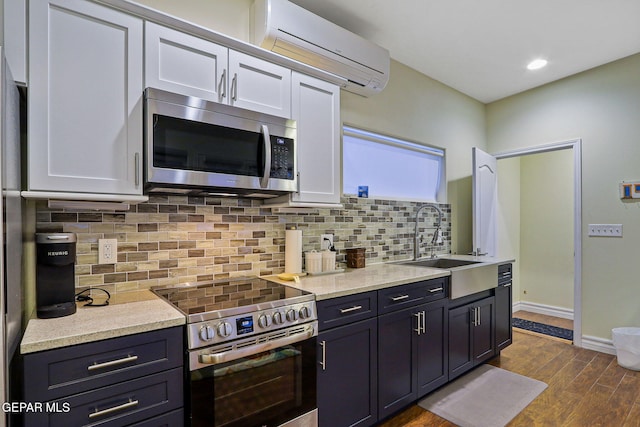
[397, 257, 498, 299]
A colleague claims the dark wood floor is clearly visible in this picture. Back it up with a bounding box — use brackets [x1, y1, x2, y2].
[379, 315, 640, 427]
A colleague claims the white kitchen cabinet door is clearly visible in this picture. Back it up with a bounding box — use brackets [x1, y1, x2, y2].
[145, 22, 228, 104]
[290, 73, 341, 204]
[228, 50, 291, 118]
[28, 0, 144, 196]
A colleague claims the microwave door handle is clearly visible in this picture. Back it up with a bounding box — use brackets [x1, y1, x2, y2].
[260, 124, 271, 188]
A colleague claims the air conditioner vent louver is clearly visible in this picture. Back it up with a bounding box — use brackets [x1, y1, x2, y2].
[251, 0, 390, 97]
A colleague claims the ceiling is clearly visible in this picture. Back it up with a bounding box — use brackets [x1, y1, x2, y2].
[289, 0, 640, 103]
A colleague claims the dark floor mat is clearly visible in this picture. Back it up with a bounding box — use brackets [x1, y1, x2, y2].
[512, 318, 573, 341]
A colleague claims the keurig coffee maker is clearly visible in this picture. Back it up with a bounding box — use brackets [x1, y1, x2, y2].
[36, 233, 77, 318]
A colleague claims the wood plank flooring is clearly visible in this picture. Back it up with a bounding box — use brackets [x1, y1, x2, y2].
[379, 316, 640, 427]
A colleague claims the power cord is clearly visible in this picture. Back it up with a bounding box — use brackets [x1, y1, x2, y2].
[75, 287, 111, 307]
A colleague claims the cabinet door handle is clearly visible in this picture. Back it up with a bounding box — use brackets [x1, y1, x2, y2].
[414, 312, 422, 335]
[471, 307, 478, 327]
[429, 287, 444, 293]
[391, 294, 410, 302]
[231, 73, 238, 101]
[89, 399, 139, 419]
[339, 305, 362, 314]
[220, 69, 227, 98]
[319, 340, 327, 371]
[87, 354, 138, 371]
[134, 152, 140, 187]
[422, 310, 427, 333]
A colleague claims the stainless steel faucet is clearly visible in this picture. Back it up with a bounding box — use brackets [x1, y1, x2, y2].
[414, 204, 443, 260]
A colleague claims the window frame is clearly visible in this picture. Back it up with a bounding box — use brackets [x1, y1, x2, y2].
[341, 125, 447, 203]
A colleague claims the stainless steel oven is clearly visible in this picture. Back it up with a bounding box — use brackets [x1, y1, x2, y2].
[144, 88, 297, 198]
[153, 278, 318, 427]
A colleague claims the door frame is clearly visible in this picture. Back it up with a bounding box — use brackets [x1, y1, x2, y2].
[492, 139, 582, 347]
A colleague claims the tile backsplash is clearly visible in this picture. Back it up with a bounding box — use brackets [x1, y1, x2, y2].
[35, 195, 451, 294]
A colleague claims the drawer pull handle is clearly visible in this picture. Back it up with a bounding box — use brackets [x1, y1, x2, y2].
[391, 295, 410, 301]
[89, 399, 139, 419]
[429, 287, 444, 293]
[503, 283, 512, 287]
[88, 355, 138, 371]
[339, 305, 363, 314]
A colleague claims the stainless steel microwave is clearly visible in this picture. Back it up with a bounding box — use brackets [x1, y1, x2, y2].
[144, 88, 297, 198]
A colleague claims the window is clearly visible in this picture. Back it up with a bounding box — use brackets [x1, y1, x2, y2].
[342, 126, 445, 202]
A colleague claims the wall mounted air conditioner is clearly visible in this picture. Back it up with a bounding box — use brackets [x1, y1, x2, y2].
[251, 0, 390, 97]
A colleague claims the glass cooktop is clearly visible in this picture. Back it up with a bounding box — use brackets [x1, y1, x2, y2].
[153, 277, 313, 322]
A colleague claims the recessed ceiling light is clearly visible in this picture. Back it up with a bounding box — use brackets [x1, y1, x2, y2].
[527, 59, 548, 70]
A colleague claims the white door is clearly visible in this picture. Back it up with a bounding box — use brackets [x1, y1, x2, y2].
[472, 147, 498, 257]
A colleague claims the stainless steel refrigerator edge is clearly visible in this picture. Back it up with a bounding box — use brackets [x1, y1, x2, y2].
[0, 46, 24, 427]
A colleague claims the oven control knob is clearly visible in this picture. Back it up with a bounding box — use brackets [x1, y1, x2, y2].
[286, 308, 299, 322]
[299, 306, 311, 319]
[273, 311, 285, 325]
[199, 325, 215, 341]
[258, 314, 272, 328]
[217, 322, 233, 338]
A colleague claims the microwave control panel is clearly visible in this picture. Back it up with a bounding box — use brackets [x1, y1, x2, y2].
[270, 136, 294, 180]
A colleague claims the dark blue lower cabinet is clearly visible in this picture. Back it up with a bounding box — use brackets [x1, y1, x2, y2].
[317, 318, 378, 427]
[448, 295, 496, 380]
[378, 299, 447, 420]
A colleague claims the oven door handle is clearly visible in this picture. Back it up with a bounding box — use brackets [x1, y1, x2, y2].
[197, 324, 317, 366]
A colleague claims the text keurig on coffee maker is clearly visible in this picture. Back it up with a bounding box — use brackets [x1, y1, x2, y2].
[36, 233, 77, 318]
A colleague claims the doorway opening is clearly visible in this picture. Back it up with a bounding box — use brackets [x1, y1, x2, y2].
[494, 139, 582, 347]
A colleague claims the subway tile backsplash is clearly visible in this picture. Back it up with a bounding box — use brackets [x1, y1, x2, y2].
[35, 195, 450, 294]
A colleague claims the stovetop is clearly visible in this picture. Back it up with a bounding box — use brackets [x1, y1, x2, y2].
[153, 277, 314, 322]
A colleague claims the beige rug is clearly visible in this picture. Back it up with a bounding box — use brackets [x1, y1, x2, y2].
[418, 365, 547, 427]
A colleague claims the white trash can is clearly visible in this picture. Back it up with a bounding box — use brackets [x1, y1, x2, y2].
[612, 327, 640, 370]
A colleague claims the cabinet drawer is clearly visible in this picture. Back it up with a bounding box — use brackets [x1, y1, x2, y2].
[498, 263, 512, 285]
[317, 292, 377, 331]
[378, 278, 448, 314]
[25, 368, 183, 427]
[128, 408, 184, 427]
[24, 327, 183, 402]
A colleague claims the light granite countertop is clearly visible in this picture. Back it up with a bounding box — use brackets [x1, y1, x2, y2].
[20, 290, 185, 354]
[266, 263, 450, 300]
[265, 255, 515, 300]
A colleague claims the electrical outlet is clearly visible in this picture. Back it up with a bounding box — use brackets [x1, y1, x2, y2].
[320, 234, 334, 250]
[98, 238, 118, 264]
[588, 224, 623, 237]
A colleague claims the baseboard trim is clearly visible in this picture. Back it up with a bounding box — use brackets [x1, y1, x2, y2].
[513, 301, 574, 320]
[581, 335, 616, 355]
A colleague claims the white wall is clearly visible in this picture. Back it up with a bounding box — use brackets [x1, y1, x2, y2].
[487, 53, 640, 340]
[496, 156, 521, 301]
[135, 0, 253, 40]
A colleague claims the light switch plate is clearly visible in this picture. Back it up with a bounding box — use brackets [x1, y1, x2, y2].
[588, 224, 623, 237]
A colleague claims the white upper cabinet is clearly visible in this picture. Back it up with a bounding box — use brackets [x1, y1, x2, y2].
[227, 50, 291, 117]
[27, 0, 145, 199]
[145, 23, 291, 118]
[266, 72, 341, 206]
[145, 22, 227, 103]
